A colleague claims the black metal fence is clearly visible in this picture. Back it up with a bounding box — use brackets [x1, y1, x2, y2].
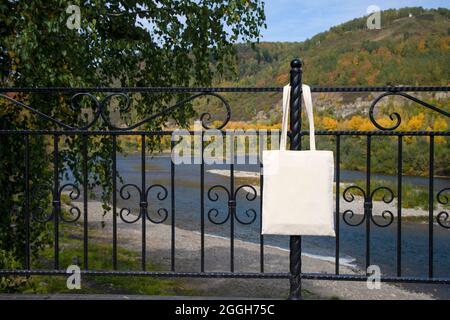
[0, 59, 449, 299]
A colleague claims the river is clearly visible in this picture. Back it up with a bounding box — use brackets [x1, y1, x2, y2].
[100, 153, 450, 298]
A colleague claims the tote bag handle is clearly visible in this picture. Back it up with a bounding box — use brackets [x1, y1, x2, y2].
[280, 84, 316, 151]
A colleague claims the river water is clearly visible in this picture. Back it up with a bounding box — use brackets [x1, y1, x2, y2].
[107, 153, 449, 298]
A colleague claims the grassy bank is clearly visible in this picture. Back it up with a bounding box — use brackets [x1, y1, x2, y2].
[2, 219, 195, 296]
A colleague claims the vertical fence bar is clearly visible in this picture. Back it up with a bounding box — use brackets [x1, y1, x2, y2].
[200, 132, 205, 272]
[335, 134, 340, 275]
[141, 134, 147, 271]
[397, 135, 403, 277]
[428, 135, 434, 278]
[171, 139, 176, 271]
[288, 58, 303, 300]
[82, 134, 88, 270]
[259, 132, 264, 273]
[230, 162, 235, 273]
[53, 134, 60, 269]
[112, 135, 117, 270]
[365, 135, 371, 270]
[24, 134, 30, 270]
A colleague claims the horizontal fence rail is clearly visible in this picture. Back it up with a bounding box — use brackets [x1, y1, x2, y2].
[1, 85, 449, 93]
[0, 64, 449, 298]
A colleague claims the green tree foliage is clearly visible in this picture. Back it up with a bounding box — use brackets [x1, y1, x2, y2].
[0, 0, 265, 276]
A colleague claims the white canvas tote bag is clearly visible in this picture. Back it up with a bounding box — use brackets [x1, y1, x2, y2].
[261, 84, 335, 236]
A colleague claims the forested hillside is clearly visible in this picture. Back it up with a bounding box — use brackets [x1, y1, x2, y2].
[200, 7, 449, 123]
[190, 7, 450, 177]
[220, 7, 449, 87]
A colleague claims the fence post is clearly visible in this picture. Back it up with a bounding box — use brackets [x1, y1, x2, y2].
[288, 58, 303, 300]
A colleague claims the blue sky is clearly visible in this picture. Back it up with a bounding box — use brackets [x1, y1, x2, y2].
[262, 0, 450, 42]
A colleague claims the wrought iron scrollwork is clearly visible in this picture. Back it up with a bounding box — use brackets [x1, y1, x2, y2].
[144, 184, 168, 223]
[119, 184, 142, 224]
[342, 186, 367, 226]
[31, 183, 82, 223]
[369, 92, 450, 131]
[233, 185, 258, 225]
[58, 183, 82, 223]
[370, 187, 395, 227]
[118, 183, 168, 224]
[436, 188, 450, 229]
[30, 184, 54, 223]
[207, 185, 231, 225]
[69, 92, 101, 130]
[1, 91, 231, 130]
[207, 184, 258, 225]
[195, 93, 231, 130]
[342, 185, 395, 227]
